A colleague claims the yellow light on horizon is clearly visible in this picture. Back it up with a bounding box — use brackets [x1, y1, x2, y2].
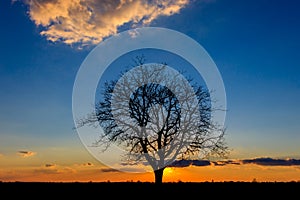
[164, 168, 174, 176]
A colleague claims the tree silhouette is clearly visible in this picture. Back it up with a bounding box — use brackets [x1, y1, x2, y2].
[77, 58, 228, 184]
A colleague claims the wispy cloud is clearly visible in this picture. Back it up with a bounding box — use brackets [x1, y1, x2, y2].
[23, 0, 191, 46]
[34, 168, 61, 174]
[81, 162, 94, 167]
[39, 162, 99, 174]
[101, 168, 120, 173]
[45, 163, 56, 168]
[35, 164, 76, 174]
[17, 150, 37, 158]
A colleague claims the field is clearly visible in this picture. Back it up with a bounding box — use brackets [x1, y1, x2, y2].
[1, 182, 299, 197]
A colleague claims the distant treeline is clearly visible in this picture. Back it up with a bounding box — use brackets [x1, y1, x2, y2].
[0, 181, 299, 197]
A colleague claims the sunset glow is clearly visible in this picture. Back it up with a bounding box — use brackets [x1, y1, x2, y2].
[1, 0, 300, 183]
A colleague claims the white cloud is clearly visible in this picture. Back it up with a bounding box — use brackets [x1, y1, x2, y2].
[24, 0, 190, 46]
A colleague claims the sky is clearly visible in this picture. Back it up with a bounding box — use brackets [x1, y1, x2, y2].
[0, 0, 300, 182]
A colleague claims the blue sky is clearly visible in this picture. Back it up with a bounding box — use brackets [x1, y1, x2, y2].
[0, 0, 300, 165]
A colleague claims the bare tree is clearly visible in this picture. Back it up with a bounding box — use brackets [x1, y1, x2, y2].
[77, 58, 228, 184]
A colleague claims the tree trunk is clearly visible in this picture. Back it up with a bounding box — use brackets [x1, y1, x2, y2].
[154, 168, 165, 184]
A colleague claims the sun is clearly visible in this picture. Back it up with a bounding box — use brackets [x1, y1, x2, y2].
[164, 168, 174, 176]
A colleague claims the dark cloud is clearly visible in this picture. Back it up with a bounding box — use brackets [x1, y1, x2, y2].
[167, 157, 300, 168]
[101, 168, 120, 173]
[242, 157, 300, 166]
[168, 160, 211, 168]
[212, 160, 241, 166]
[192, 160, 211, 166]
[45, 164, 55, 167]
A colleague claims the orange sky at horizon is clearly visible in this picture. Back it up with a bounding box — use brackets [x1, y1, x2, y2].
[0, 137, 299, 183]
[1, 161, 299, 183]
[0, 144, 299, 183]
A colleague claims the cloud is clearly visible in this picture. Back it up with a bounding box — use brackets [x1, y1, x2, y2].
[35, 164, 76, 174]
[100, 165, 146, 173]
[23, 0, 191, 46]
[35, 163, 60, 174]
[169, 159, 211, 168]
[82, 162, 94, 167]
[73, 162, 94, 167]
[17, 150, 37, 158]
[242, 157, 300, 166]
[168, 157, 300, 168]
[212, 160, 241, 166]
[34, 168, 61, 174]
[45, 163, 55, 167]
[101, 168, 120, 173]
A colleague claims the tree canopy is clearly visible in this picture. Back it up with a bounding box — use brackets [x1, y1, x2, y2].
[77, 60, 228, 183]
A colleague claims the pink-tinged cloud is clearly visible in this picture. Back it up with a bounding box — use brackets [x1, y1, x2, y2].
[24, 0, 190, 46]
[17, 150, 37, 158]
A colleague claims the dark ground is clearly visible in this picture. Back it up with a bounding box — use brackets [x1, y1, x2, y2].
[0, 181, 299, 198]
